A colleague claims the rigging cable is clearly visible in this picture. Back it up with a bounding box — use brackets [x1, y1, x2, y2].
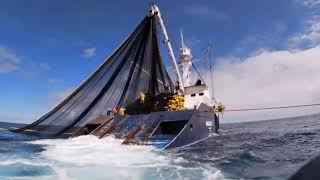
[191, 63, 206, 84]
[225, 103, 320, 112]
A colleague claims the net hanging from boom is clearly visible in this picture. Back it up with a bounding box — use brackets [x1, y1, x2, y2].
[18, 15, 174, 136]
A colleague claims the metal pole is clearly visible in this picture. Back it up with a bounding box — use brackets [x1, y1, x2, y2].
[149, 4, 184, 93]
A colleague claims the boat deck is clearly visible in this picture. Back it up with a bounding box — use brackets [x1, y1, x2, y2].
[73, 108, 215, 149]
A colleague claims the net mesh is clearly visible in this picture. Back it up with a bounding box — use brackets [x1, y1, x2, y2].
[18, 16, 174, 136]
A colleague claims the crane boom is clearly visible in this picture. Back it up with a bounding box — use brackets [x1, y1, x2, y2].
[149, 4, 184, 93]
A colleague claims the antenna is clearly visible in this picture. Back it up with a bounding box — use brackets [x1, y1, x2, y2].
[179, 30, 193, 87]
[180, 29, 186, 48]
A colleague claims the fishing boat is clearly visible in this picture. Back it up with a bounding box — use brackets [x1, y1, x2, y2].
[14, 4, 220, 149]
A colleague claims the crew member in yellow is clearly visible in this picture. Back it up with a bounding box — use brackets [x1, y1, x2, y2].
[140, 92, 145, 103]
[118, 108, 126, 115]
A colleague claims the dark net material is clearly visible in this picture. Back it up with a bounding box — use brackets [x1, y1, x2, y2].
[19, 16, 174, 136]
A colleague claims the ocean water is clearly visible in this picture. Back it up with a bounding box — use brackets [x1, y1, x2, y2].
[1, 114, 320, 180]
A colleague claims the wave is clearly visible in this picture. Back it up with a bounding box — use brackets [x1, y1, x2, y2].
[24, 135, 224, 180]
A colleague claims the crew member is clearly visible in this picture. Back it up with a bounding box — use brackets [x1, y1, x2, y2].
[140, 92, 145, 103]
[195, 79, 202, 86]
[214, 113, 219, 133]
[107, 108, 112, 115]
[118, 108, 125, 115]
[112, 107, 118, 114]
[213, 105, 220, 133]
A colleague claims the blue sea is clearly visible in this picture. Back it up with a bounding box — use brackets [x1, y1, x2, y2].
[1, 114, 320, 180]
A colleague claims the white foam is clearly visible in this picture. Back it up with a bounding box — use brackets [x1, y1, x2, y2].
[25, 136, 225, 180]
[0, 159, 46, 166]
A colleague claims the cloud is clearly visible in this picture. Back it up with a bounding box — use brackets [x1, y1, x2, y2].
[0, 46, 51, 77]
[232, 21, 288, 57]
[18, 61, 52, 79]
[82, 48, 96, 59]
[289, 1, 320, 48]
[288, 16, 320, 48]
[184, 4, 230, 22]
[0, 87, 74, 123]
[193, 2, 320, 123]
[300, 0, 320, 7]
[0, 46, 21, 73]
[208, 46, 320, 122]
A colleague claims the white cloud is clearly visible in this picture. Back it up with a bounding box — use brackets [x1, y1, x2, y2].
[289, 1, 320, 48]
[231, 21, 287, 57]
[301, 0, 320, 7]
[289, 16, 320, 48]
[184, 4, 230, 22]
[0, 46, 21, 73]
[209, 46, 320, 122]
[0, 46, 50, 75]
[82, 48, 96, 59]
[0, 87, 74, 124]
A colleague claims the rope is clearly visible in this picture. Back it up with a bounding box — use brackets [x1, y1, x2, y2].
[226, 103, 320, 112]
[192, 63, 206, 84]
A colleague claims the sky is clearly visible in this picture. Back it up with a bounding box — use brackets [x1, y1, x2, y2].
[0, 0, 320, 123]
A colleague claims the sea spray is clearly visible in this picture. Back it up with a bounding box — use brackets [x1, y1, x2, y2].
[29, 135, 223, 180]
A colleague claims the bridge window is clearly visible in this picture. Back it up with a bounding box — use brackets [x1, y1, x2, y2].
[191, 94, 196, 97]
[199, 93, 204, 96]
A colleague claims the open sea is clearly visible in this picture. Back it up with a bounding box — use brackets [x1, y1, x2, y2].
[1, 114, 320, 180]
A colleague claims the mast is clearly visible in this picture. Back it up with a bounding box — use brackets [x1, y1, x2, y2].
[179, 30, 192, 87]
[149, 4, 184, 93]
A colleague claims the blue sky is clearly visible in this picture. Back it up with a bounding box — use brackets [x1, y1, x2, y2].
[1, 0, 320, 123]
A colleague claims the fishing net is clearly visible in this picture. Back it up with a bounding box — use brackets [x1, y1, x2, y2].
[17, 15, 174, 136]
